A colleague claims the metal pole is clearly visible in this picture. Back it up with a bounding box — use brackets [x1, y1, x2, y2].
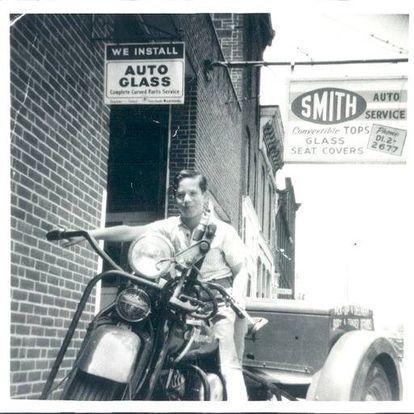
[210, 58, 408, 68]
[164, 105, 172, 219]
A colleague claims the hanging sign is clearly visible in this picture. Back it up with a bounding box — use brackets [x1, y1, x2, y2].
[285, 77, 407, 163]
[104, 42, 185, 105]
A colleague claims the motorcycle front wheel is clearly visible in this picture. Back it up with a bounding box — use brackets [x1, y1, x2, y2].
[63, 370, 125, 400]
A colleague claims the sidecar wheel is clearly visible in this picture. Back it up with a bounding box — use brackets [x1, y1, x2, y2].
[360, 362, 393, 401]
[63, 370, 125, 400]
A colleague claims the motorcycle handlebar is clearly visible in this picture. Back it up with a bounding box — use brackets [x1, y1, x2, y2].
[46, 229, 122, 271]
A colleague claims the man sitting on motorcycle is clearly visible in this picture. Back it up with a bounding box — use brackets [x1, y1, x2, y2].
[83, 169, 249, 401]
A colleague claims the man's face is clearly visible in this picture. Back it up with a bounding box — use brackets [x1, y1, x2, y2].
[175, 177, 205, 220]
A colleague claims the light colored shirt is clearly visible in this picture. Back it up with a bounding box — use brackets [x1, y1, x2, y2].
[147, 215, 246, 283]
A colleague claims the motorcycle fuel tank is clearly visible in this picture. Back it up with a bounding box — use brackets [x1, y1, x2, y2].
[77, 324, 142, 383]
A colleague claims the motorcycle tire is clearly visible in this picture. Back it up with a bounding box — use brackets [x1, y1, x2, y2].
[63, 370, 125, 400]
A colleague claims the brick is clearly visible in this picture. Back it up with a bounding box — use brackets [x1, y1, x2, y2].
[28, 371, 41, 382]
[19, 278, 34, 291]
[27, 314, 41, 325]
[19, 302, 33, 313]
[11, 312, 26, 324]
[15, 324, 30, 335]
[26, 213, 41, 227]
[12, 289, 28, 301]
[10, 360, 20, 371]
[32, 382, 44, 394]
[13, 372, 27, 383]
[26, 268, 41, 282]
[36, 337, 50, 347]
[11, 229, 24, 242]
[35, 359, 49, 370]
[11, 206, 26, 221]
[41, 316, 54, 326]
[10, 274, 19, 287]
[17, 197, 33, 214]
[16, 184, 32, 201]
[29, 293, 42, 303]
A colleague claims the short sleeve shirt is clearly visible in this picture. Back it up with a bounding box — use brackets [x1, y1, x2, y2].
[146, 216, 246, 283]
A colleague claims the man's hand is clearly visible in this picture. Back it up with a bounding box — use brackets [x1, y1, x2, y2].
[61, 236, 85, 248]
[231, 262, 248, 310]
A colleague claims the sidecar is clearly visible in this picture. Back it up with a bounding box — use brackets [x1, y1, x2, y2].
[243, 299, 403, 401]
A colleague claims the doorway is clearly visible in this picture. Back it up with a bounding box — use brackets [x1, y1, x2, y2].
[101, 105, 169, 305]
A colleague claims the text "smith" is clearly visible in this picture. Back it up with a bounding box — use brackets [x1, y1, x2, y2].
[292, 87, 367, 125]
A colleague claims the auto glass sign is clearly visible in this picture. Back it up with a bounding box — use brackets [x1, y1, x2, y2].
[104, 42, 185, 104]
[286, 77, 407, 163]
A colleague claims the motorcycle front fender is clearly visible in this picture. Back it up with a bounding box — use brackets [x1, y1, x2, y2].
[77, 324, 142, 383]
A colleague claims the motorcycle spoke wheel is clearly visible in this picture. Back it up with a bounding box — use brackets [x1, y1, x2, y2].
[63, 370, 125, 401]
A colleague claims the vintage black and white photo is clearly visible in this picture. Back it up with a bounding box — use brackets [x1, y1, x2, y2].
[2, 0, 412, 412]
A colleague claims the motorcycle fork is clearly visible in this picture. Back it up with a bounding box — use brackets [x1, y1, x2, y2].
[142, 318, 176, 400]
[124, 323, 155, 399]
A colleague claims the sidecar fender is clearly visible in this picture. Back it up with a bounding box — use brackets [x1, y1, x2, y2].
[77, 324, 141, 383]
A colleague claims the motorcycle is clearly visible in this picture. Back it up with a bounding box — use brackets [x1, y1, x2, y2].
[40, 225, 269, 401]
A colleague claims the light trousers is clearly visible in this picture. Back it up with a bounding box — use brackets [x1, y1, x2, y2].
[212, 306, 248, 401]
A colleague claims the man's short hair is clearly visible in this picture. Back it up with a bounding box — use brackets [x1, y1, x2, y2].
[173, 170, 207, 194]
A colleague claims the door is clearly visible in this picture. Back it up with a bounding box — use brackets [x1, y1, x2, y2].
[101, 106, 169, 306]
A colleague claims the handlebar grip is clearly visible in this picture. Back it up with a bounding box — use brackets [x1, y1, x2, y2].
[46, 229, 86, 241]
[46, 230, 65, 241]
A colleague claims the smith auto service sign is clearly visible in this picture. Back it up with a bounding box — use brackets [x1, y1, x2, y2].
[104, 42, 185, 104]
[286, 77, 407, 163]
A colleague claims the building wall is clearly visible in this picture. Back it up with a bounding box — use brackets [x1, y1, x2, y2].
[211, 13, 272, 226]
[168, 14, 244, 226]
[211, 14, 277, 296]
[242, 196, 275, 298]
[9, 12, 273, 399]
[10, 14, 112, 398]
[211, 13, 245, 100]
[276, 178, 300, 299]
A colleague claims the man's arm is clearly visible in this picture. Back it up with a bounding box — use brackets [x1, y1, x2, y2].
[64, 224, 150, 245]
[89, 225, 150, 242]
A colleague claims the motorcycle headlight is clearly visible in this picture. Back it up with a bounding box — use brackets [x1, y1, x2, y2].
[116, 287, 151, 322]
[128, 232, 174, 280]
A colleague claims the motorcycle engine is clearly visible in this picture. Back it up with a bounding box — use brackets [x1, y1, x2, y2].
[157, 370, 186, 400]
[158, 369, 223, 401]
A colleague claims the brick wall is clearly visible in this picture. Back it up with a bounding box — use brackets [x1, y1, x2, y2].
[211, 14, 270, 230]
[168, 14, 244, 227]
[211, 13, 245, 101]
[167, 78, 198, 217]
[10, 14, 112, 398]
